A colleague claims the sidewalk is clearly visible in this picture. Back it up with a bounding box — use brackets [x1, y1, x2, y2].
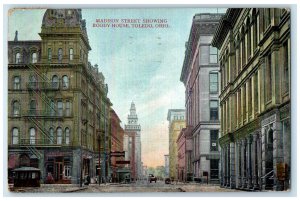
[10, 184, 88, 193]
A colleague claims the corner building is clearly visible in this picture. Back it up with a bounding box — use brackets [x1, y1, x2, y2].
[212, 8, 291, 190]
[8, 9, 112, 184]
[180, 13, 223, 184]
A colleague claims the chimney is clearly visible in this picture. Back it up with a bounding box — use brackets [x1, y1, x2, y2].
[14, 30, 18, 41]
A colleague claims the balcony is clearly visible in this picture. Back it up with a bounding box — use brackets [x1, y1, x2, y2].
[27, 82, 59, 91]
[19, 139, 61, 147]
[23, 110, 64, 119]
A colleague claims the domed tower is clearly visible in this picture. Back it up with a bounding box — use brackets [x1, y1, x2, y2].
[39, 9, 91, 64]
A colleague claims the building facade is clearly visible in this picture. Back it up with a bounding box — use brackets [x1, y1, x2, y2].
[180, 13, 223, 183]
[212, 8, 291, 191]
[167, 109, 186, 181]
[8, 9, 112, 184]
[176, 126, 193, 182]
[110, 108, 125, 182]
[124, 102, 142, 180]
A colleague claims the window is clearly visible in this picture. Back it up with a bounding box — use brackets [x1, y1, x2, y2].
[31, 52, 37, 63]
[264, 8, 271, 31]
[29, 75, 37, 89]
[30, 128, 36, 145]
[64, 165, 71, 178]
[48, 48, 52, 62]
[66, 100, 71, 116]
[209, 72, 218, 93]
[283, 42, 289, 93]
[58, 48, 63, 62]
[57, 101, 63, 116]
[247, 19, 252, 58]
[69, 48, 73, 61]
[50, 100, 55, 116]
[57, 127, 62, 144]
[30, 100, 36, 115]
[13, 76, 20, 90]
[266, 54, 272, 101]
[210, 100, 219, 120]
[52, 75, 59, 89]
[12, 128, 19, 144]
[248, 79, 252, 117]
[13, 101, 20, 116]
[65, 128, 70, 145]
[49, 127, 54, 144]
[62, 75, 69, 89]
[209, 45, 218, 63]
[210, 130, 218, 151]
[15, 53, 21, 64]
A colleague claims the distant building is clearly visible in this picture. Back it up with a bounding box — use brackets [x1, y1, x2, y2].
[176, 126, 193, 182]
[180, 13, 223, 183]
[212, 8, 291, 191]
[167, 109, 186, 181]
[7, 9, 112, 185]
[124, 102, 142, 180]
[110, 108, 125, 182]
[164, 154, 169, 177]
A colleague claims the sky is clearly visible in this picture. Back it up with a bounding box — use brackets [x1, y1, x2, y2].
[8, 7, 226, 167]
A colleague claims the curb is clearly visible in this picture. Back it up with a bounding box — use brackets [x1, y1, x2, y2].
[63, 187, 88, 193]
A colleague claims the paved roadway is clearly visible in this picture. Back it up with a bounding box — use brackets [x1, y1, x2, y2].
[9, 180, 240, 193]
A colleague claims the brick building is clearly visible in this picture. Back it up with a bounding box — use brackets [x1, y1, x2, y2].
[8, 9, 112, 184]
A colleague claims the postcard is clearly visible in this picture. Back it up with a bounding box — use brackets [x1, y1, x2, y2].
[6, 7, 292, 194]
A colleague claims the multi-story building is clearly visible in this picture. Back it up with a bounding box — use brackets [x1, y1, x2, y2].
[176, 126, 193, 182]
[180, 13, 223, 183]
[7, 9, 112, 184]
[164, 154, 169, 178]
[110, 108, 125, 182]
[167, 109, 186, 181]
[212, 8, 291, 191]
[124, 102, 142, 180]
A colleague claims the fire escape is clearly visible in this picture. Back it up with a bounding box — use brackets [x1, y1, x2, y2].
[21, 63, 62, 159]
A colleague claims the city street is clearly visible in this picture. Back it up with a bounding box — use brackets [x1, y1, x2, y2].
[10, 181, 241, 193]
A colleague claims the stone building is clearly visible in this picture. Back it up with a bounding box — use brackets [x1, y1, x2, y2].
[176, 126, 193, 182]
[109, 108, 125, 182]
[8, 9, 112, 184]
[124, 102, 142, 180]
[180, 13, 223, 183]
[212, 8, 291, 191]
[167, 109, 186, 181]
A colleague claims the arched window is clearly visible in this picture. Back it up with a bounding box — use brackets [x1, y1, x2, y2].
[29, 75, 37, 89]
[12, 101, 20, 116]
[62, 75, 69, 89]
[30, 128, 36, 144]
[31, 52, 37, 63]
[52, 75, 59, 89]
[13, 76, 20, 90]
[252, 9, 258, 50]
[48, 48, 52, 61]
[246, 18, 252, 59]
[69, 48, 73, 61]
[65, 127, 70, 145]
[12, 128, 19, 144]
[49, 127, 54, 144]
[58, 48, 63, 62]
[15, 53, 21, 64]
[57, 127, 62, 144]
[30, 100, 36, 115]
